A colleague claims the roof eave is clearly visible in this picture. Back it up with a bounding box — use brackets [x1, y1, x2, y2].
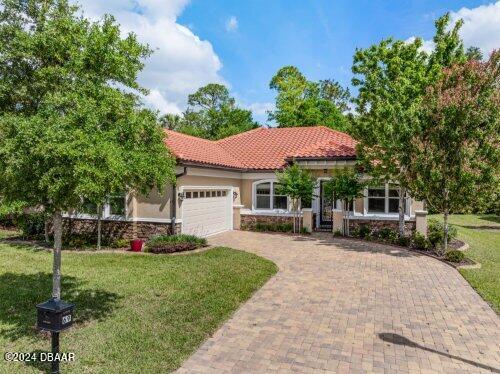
[287, 156, 357, 162]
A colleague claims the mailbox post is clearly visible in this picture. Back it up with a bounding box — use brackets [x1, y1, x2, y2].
[36, 298, 75, 374]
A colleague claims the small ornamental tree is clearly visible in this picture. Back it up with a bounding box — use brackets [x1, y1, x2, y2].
[351, 13, 466, 236]
[275, 164, 316, 233]
[323, 169, 365, 236]
[0, 0, 176, 300]
[407, 51, 500, 251]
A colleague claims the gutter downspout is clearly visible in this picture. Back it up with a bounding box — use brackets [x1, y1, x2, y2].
[171, 167, 187, 234]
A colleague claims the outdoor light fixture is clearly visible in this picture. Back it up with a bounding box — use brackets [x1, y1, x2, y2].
[178, 192, 186, 201]
[36, 298, 75, 374]
[233, 191, 238, 200]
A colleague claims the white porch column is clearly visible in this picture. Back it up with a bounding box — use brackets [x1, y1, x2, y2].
[415, 210, 428, 237]
[233, 204, 243, 230]
[302, 208, 313, 233]
[332, 210, 344, 234]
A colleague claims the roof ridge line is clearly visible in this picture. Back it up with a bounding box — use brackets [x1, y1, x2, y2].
[216, 126, 265, 143]
[163, 129, 216, 144]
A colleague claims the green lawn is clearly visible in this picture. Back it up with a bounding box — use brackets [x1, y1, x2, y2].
[429, 214, 500, 313]
[0, 232, 277, 373]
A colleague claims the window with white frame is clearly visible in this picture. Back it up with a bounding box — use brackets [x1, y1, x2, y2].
[367, 184, 407, 214]
[79, 194, 127, 218]
[108, 194, 126, 216]
[254, 181, 288, 210]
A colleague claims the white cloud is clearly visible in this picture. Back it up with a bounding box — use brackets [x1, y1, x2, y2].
[225, 16, 238, 32]
[404, 36, 435, 54]
[73, 0, 225, 114]
[449, 2, 500, 56]
[407, 2, 500, 57]
[246, 102, 274, 116]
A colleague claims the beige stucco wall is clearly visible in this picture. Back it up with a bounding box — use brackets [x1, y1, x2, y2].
[134, 186, 173, 220]
[240, 179, 253, 209]
[130, 165, 426, 223]
[411, 199, 424, 215]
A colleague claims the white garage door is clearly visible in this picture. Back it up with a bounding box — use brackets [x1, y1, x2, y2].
[181, 188, 232, 237]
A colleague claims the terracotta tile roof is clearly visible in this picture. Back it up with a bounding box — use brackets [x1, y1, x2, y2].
[164, 130, 242, 169]
[164, 126, 357, 170]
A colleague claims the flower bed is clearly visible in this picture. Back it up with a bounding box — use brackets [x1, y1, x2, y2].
[343, 218, 472, 265]
[145, 234, 207, 254]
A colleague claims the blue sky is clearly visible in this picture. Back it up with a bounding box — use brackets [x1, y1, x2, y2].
[77, 0, 500, 124]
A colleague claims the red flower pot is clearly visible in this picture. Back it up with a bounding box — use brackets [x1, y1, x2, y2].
[130, 239, 144, 252]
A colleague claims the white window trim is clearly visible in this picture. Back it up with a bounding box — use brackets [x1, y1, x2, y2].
[363, 183, 411, 217]
[252, 179, 289, 213]
[72, 194, 128, 220]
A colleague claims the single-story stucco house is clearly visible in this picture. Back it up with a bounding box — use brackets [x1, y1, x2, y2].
[64, 126, 428, 239]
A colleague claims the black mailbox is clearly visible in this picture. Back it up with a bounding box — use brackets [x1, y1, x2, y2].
[36, 298, 75, 332]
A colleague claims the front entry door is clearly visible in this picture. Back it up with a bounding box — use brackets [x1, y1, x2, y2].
[319, 180, 333, 228]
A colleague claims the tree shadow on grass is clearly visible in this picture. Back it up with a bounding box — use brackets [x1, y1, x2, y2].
[378, 333, 500, 373]
[0, 239, 51, 252]
[478, 215, 500, 225]
[0, 272, 121, 342]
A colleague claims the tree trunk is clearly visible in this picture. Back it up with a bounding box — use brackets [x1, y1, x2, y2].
[398, 186, 406, 236]
[44, 216, 50, 243]
[443, 189, 449, 252]
[52, 210, 62, 300]
[443, 190, 449, 253]
[97, 204, 102, 250]
[298, 198, 302, 234]
[346, 200, 350, 236]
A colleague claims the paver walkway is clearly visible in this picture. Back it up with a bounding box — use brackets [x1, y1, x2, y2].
[178, 231, 500, 373]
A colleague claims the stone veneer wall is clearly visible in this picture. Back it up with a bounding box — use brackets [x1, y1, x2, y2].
[240, 214, 302, 231]
[348, 219, 416, 235]
[63, 218, 181, 240]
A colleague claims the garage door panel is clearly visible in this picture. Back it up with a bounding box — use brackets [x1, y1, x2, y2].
[182, 189, 231, 237]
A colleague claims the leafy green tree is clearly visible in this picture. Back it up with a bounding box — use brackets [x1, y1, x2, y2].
[180, 83, 258, 140]
[159, 113, 183, 130]
[407, 51, 500, 251]
[323, 169, 365, 236]
[0, 0, 176, 299]
[268, 66, 350, 132]
[275, 164, 316, 233]
[351, 13, 466, 235]
[466, 46, 483, 61]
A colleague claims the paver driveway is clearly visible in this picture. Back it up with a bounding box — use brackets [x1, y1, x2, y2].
[178, 231, 500, 373]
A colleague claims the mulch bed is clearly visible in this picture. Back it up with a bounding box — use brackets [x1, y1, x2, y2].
[335, 235, 477, 269]
[448, 239, 467, 250]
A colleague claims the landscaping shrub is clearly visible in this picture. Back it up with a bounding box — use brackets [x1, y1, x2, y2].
[357, 224, 371, 238]
[374, 228, 398, 243]
[146, 234, 207, 254]
[63, 233, 97, 248]
[395, 235, 411, 247]
[411, 232, 431, 251]
[17, 213, 46, 238]
[253, 222, 293, 232]
[350, 227, 360, 238]
[254, 222, 267, 232]
[300, 227, 310, 234]
[444, 249, 465, 263]
[0, 212, 18, 228]
[110, 238, 129, 248]
[428, 219, 457, 247]
[333, 229, 343, 237]
[276, 223, 293, 232]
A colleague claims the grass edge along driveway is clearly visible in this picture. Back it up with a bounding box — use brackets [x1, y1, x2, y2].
[0, 237, 277, 373]
[429, 214, 500, 314]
